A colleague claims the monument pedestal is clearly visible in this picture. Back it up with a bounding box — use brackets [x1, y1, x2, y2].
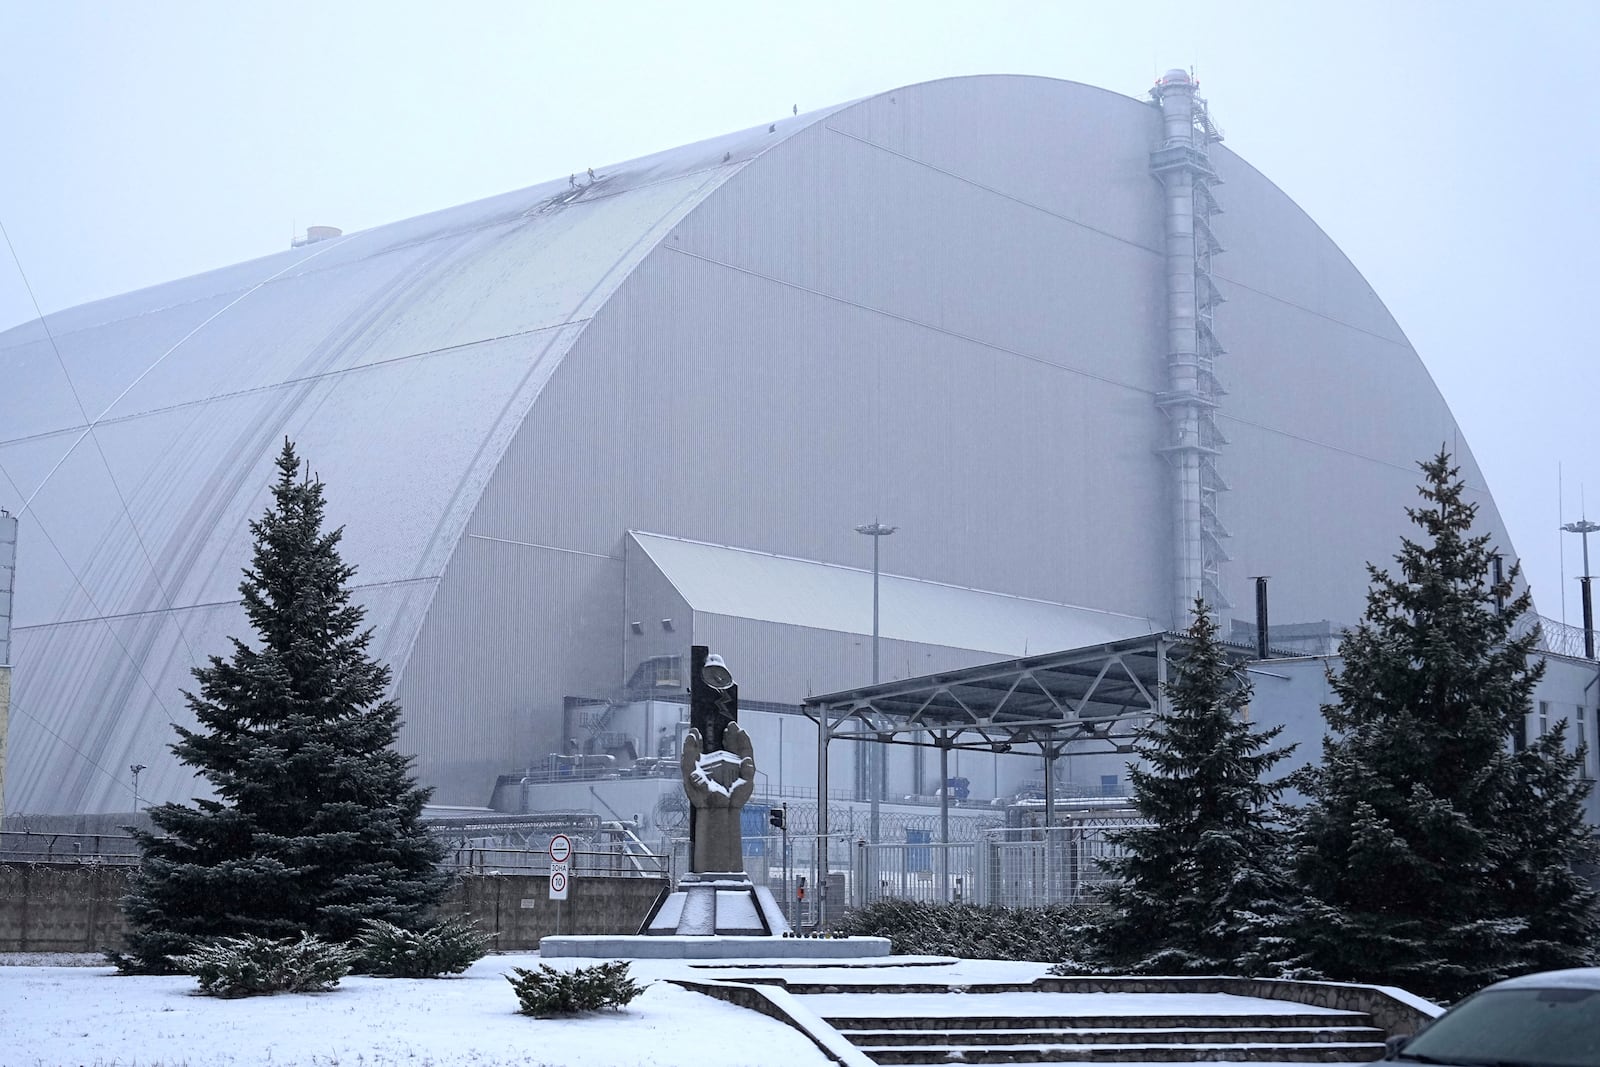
[639, 872, 791, 937]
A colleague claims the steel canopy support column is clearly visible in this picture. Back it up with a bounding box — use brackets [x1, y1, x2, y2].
[1043, 741, 1056, 902]
[815, 711, 828, 930]
[939, 733, 951, 903]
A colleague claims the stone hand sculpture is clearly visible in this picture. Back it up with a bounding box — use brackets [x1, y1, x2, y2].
[680, 721, 756, 874]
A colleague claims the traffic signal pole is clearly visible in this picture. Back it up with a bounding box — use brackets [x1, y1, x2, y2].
[769, 803, 792, 931]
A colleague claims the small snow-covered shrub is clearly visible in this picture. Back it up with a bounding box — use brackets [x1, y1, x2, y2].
[832, 898, 1099, 962]
[169, 932, 354, 997]
[355, 916, 489, 978]
[506, 961, 644, 1016]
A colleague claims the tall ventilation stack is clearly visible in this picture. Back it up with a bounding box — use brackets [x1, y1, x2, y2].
[0, 510, 15, 827]
[1150, 69, 1230, 628]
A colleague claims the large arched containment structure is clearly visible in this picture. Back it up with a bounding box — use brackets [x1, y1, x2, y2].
[0, 74, 1519, 814]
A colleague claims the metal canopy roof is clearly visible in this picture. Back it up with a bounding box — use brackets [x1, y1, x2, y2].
[802, 632, 1252, 755]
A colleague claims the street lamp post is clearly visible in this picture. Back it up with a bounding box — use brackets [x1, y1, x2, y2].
[854, 522, 897, 685]
[1563, 519, 1599, 659]
[129, 763, 146, 813]
[854, 522, 896, 871]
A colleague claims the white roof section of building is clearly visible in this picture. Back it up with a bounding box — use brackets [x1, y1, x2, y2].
[629, 531, 1157, 656]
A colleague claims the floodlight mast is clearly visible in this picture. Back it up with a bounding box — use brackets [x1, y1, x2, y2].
[1563, 519, 1598, 659]
[853, 522, 897, 685]
[855, 522, 896, 883]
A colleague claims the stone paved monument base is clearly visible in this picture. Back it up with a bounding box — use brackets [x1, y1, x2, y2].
[640, 872, 789, 937]
[539, 870, 892, 959]
[538, 933, 891, 959]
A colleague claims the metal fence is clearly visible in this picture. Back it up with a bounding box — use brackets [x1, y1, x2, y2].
[443, 845, 667, 878]
[853, 839, 979, 906]
[2, 829, 671, 880]
[836, 816, 1146, 910]
[977, 824, 1130, 907]
[0, 831, 141, 866]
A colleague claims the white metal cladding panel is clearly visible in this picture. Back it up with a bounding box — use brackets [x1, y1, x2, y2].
[3, 173, 735, 457]
[1208, 146, 1409, 345]
[1220, 422, 1467, 627]
[1217, 283, 1446, 457]
[6, 581, 435, 813]
[688, 611, 1011, 709]
[1, 289, 248, 442]
[390, 532, 624, 808]
[1, 326, 583, 629]
[458, 244, 1172, 622]
[822, 76, 1165, 252]
[629, 531, 1153, 654]
[669, 94, 1169, 395]
[622, 535, 695, 680]
[0, 109, 851, 814]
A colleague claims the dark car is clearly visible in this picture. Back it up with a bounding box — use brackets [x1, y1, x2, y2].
[1382, 967, 1600, 1067]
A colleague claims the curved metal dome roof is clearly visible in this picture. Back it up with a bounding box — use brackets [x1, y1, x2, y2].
[0, 98, 864, 812]
[0, 75, 1518, 814]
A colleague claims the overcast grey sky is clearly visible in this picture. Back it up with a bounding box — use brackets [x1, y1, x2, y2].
[2, 0, 1596, 626]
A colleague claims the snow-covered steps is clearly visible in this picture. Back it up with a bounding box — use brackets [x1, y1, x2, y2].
[829, 1018, 1385, 1064]
[674, 967, 1438, 1067]
[799, 989, 1399, 1065]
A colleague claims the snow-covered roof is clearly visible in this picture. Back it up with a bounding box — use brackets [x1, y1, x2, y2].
[629, 530, 1156, 657]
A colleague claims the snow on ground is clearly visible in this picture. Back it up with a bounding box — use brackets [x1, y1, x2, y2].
[2, 953, 844, 1067]
[0, 953, 1385, 1067]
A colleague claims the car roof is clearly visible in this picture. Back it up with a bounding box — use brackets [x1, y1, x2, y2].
[1483, 967, 1600, 992]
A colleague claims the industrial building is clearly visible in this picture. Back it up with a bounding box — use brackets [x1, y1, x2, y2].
[2, 73, 1595, 844]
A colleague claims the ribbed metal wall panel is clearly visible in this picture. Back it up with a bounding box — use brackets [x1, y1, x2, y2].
[391, 532, 622, 805]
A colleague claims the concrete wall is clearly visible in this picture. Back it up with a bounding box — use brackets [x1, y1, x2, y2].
[0, 863, 133, 953]
[451, 874, 667, 951]
[0, 864, 666, 954]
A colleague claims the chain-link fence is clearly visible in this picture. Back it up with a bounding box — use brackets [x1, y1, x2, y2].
[442, 845, 667, 878]
[828, 816, 1147, 910]
[0, 831, 141, 865]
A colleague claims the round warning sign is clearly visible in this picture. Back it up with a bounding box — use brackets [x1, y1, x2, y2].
[548, 834, 572, 864]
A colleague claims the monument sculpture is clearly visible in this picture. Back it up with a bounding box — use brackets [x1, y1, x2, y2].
[639, 646, 791, 936]
[680, 722, 756, 874]
[541, 643, 888, 957]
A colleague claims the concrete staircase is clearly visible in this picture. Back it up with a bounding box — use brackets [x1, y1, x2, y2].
[676, 972, 1429, 1067]
[825, 1009, 1387, 1064]
[773, 982, 1393, 1065]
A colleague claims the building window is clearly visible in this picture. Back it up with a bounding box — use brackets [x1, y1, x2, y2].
[1539, 701, 1550, 738]
[1100, 774, 1119, 797]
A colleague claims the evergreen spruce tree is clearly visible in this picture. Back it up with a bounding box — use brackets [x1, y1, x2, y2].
[1492, 726, 1599, 973]
[1289, 451, 1598, 1002]
[1087, 599, 1296, 975]
[119, 439, 448, 972]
